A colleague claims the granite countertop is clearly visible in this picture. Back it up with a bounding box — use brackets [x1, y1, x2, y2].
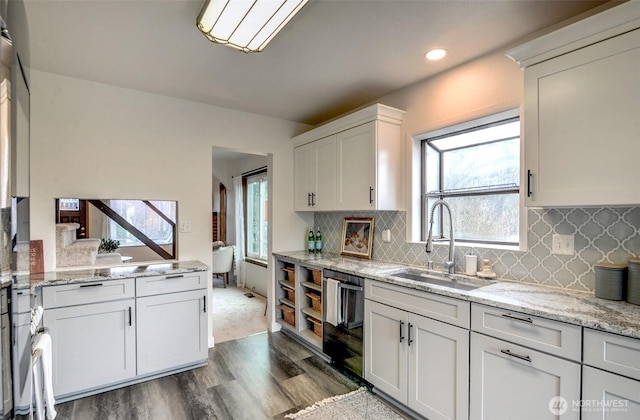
[274, 251, 640, 339]
[13, 260, 210, 293]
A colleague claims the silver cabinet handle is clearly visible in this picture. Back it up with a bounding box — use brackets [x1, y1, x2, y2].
[369, 187, 374, 204]
[311, 193, 316, 206]
[128, 307, 132, 327]
[399, 320, 405, 343]
[500, 349, 532, 362]
[166, 274, 184, 279]
[203, 295, 207, 313]
[307, 193, 311, 206]
[408, 322, 413, 346]
[501, 313, 533, 324]
[80, 283, 103, 288]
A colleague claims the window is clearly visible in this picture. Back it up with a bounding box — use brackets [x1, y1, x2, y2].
[245, 172, 268, 260]
[421, 114, 520, 246]
[108, 200, 176, 246]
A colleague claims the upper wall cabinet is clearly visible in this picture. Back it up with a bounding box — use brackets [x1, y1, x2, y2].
[293, 104, 406, 212]
[508, 2, 640, 207]
[294, 135, 337, 211]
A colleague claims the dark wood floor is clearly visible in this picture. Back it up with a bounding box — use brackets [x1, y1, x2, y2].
[52, 331, 362, 419]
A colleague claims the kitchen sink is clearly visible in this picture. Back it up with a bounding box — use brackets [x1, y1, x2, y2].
[385, 270, 492, 291]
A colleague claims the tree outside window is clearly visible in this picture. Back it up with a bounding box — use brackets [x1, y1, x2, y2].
[245, 173, 268, 260]
[422, 116, 520, 246]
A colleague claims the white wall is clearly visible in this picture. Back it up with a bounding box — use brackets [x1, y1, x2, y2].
[372, 51, 523, 243]
[379, 52, 522, 135]
[30, 70, 312, 336]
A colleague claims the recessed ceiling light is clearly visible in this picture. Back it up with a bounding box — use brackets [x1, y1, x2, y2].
[426, 49, 447, 61]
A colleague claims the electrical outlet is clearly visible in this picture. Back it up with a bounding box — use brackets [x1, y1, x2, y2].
[382, 229, 391, 243]
[552, 234, 574, 255]
[179, 221, 191, 233]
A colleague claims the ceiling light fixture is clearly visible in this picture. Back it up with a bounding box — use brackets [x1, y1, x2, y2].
[196, 0, 309, 53]
[425, 48, 447, 61]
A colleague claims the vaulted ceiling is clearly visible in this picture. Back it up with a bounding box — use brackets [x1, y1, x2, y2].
[20, 0, 612, 125]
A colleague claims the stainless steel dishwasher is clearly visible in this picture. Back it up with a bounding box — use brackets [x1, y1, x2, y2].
[322, 269, 365, 380]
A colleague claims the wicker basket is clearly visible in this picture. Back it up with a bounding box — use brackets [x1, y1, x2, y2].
[285, 287, 296, 302]
[312, 269, 322, 285]
[280, 305, 295, 326]
[308, 317, 322, 337]
[283, 267, 295, 284]
[305, 292, 322, 313]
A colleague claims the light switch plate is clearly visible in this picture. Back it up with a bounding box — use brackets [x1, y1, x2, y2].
[552, 234, 574, 255]
[382, 229, 391, 243]
[179, 221, 191, 233]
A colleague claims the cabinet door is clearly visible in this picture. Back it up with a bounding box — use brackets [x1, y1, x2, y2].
[294, 142, 316, 211]
[313, 135, 337, 211]
[582, 366, 640, 420]
[337, 122, 376, 210]
[44, 299, 136, 398]
[470, 332, 580, 420]
[408, 314, 469, 420]
[137, 289, 208, 375]
[364, 299, 407, 402]
[524, 29, 640, 206]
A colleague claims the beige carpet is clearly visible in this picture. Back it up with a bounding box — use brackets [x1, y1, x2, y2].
[211, 281, 268, 344]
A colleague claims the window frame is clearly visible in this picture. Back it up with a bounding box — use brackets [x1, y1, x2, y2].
[107, 199, 176, 248]
[420, 112, 521, 247]
[243, 170, 268, 261]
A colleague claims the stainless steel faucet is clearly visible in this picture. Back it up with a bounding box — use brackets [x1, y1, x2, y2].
[425, 199, 455, 274]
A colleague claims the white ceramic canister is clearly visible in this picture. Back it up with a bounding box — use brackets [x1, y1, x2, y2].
[465, 254, 478, 276]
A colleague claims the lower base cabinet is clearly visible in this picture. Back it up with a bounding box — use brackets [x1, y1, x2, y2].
[44, 299, 137, 397]
[364, 299, 469, 420]
[470, 332, 581, 420]
[582, 366, 640, 419]
[41, 271, 209, 401]
[136, 289, 208, 375]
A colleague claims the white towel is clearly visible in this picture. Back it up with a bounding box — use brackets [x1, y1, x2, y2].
[325, 279, 342, 327]
[33, 332, 57, 420]
[30, 306, 44, 335]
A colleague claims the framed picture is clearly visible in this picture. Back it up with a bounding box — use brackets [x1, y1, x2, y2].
[341, 217, 374, 259]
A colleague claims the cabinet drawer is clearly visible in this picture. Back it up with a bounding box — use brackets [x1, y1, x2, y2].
[471, 303, 581, 361]
[42, 278, 135, 309]
[365, 280, 470, 328]
[12, 289, 31, 314]
[136, 272, 206, 297]
[582, 366, 640, 420]
[583, 329, 640, 381]
[470, 332, 581, 420]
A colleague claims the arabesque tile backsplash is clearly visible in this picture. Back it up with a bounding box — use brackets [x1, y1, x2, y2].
[314, 207, 640, 292]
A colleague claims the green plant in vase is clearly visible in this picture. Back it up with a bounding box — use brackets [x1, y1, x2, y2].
[99, 238, 120, 253]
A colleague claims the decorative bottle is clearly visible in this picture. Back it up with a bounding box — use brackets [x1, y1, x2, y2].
[307, 228, 316, 254]
[315, 228, 323, 253]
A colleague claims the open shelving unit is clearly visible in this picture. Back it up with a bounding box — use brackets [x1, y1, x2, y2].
[275, 257, 323, 350]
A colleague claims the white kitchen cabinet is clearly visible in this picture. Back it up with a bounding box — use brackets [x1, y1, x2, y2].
[136, 288, 208, 375]
[364, 299, 407, 402]
[365, 283, 469, 420]
[39, 270, 209, 401]
[470, 332, 580, 420]
[12, 290, 32, 414]
[582, 366, 640, 420]
[336, 118, 405, 210]
[508, 1, 640, 207]
[44, 299, 136, 398]
[582, 329, 640, 419]
[292, 103, 405, 212]
[293, 135, 336, 211]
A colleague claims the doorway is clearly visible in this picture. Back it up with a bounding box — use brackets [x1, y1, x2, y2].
[211, 147, 269, 343]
